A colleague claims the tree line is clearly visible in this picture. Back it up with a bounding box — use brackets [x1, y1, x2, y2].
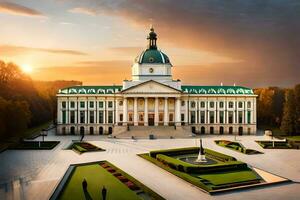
[0, 60, 81, 141]
[254, 84, 300, 135]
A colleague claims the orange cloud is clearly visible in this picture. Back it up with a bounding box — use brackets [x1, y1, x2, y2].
[0, 2, 44, 17]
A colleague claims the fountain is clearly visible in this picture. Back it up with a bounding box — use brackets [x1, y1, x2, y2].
[195, 139, 207, 163]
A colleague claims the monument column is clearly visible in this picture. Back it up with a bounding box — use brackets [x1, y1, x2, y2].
[175, 97, 181, 126]
[123, 97, 127, 125]
[155, 97, 159, 126]
[144, 97, 148, 126]
[164, 97, 168, 126]
[134, 97, 138, 126]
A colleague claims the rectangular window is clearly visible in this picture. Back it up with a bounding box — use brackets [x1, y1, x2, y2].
[89, 101, 94, 108]
[139, 113, 144, 121]
[238, 111, 243, 123]
[119, 114, 123, 122]
[200, 101, 205, 108]
[191, 101, 196, 108]
[80, 101, 85, 108]
[70, 101, 75, 108]
[108, 101, 113, 108]
[108, 111, 113, 123]
[200, 111, 205, 123]
[219, 102, 224, 108]
[80, 111, 85, 123]
[247, 111, 251, 124]
[209, 102, 214, 108]
[89, 111, 94, 123]
[70, 111, 75, 123]
[238, 102, 243, 108]
[247, 101, 251, 108]
[181, 113, 185, 122]
[159, 113, 164, 122]
[228, 111, 233, 124]
[62, 101, 66, 109]
[181, 101, 185, 106]
[99, 101, 104, 108]
[219, 111, 224, 124]
[128, 113, 133, 122]
[99, 111, 104, 123]
[62, 111, 66, 124]
[191, 111, 195, 123]
[229, 101, 234, 108]
[209, 111, 214, 123]
[169, 113, 174, 122]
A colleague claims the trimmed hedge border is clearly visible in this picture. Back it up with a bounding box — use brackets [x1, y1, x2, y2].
[9, 141, 60, 150]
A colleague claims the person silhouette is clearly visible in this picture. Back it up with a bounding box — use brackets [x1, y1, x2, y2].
[82, 179, 87, 191]
[102, 186, 107, 200]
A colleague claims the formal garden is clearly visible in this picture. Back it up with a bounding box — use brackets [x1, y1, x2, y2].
[66, 142, 105, 154]
[9, 141, 60, 150]
[50, 161, 164, 200]
[215, 140, 263, 154]
[139, 146, 289, 194]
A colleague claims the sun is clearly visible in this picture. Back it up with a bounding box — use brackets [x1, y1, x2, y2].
[21, 64, 33, 74]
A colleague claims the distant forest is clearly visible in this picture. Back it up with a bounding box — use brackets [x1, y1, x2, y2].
[0, 60, 81, 141]
[0, 60, 300, 142]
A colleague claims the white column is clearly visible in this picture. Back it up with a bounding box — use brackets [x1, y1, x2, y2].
[195, 101, 198, 124]
[164, 97, 168, 126]
[144, 97, 148, 126]
[134, 97, 138, 126]
[175, 97, 181, 126]
[123, 98, 127, 125]
[115, 98, 119, 125]
[155, 97, 159, 126]
[184, 99, 188, 124]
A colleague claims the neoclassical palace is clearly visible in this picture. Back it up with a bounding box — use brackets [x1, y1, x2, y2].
[57, 27, 257, 135]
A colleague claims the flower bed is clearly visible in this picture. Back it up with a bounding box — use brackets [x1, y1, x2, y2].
[215, 140, 263, 155]
[67, 142, 105, 154]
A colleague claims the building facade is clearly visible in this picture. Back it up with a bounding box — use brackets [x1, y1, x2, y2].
[57, 27, 257, 135]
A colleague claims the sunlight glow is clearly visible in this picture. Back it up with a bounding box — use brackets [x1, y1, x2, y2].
[21, 64, 33, 74]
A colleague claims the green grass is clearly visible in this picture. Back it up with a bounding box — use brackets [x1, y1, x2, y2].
[58, 164, 141, 200]
[256, 141, 292, 149]
[284, 136, 300, 142]
[9, 141, 59, 150]
[67, 142, 105, 154]
[215, 140, 263, 155]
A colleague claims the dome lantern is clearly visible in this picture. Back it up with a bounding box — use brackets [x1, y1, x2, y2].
[147, 25, 157, 50]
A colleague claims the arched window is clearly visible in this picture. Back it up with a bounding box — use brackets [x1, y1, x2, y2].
[70, 126, 75, 135]
[90, 127, 94, 135]
[201, 126, 205, 134]
[99, 127, 103, 135]
[80, 126, 85, 135]
[219, 126, 224, 135]
[229, 127, 233, 134]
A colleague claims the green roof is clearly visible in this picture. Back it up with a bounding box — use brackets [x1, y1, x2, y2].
[58, 85, 254, 95]
[136, 49, 170, 64]
[181, 85, 254, 95]
[58, 85, 122, 94]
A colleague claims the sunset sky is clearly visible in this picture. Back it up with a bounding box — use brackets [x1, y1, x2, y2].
[0, 0, 299, 87]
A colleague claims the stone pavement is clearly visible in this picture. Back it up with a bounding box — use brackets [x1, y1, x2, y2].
[0, 131, 300, 200]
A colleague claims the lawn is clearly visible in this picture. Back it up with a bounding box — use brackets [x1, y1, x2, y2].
[67, 142, 105, 154]
[9, 141, 60, 150]
[215, 140, 263, 154]
[53, 161, 164, 200]
[284, 136, 300, 142]
[256, 141, 293, 149]
[139, 147, 263, 193]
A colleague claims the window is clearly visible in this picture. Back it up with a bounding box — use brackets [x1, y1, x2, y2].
[70, 101, 75, 108]
[247, 101, 251, 108]
[89, 111, 94, 123]
[219, 102, 224, 108]
[108, 111, 113, 123]
[209, 102, 214, 108]
[238, 111, 243, 123]
[181, 114, 185, 121]
[62, 101, 66, 108]
[89, 101, 94, 108]
[62, 111, 66, 124]
[139, 113, 144, 121]
[108, 101, 113, 108]
[181, 101, 185, 106]
[228, 101, 234, 108]
[247, 111, 251, 124]
[99, 101, 104, 108]
[80, 101, 85, 108]
[238, 101, 243, 108]
[80, 111, 85, 123]
[191, 111, 196, 123]
[119, 101, 123, 106]
[219, 111, 224, 124]
[228, 111, 233, 123]
[128, 113, 133, 122]
[159, 113, 164, 122]
[200, 111, 205, 123]
[70, 111, 75, 123]
[119, 114, 123, 122]
[169, 113, 174, 122]
[209, 111, 214, 123]
[191, 101, 196, 108]
[200, 101, 205, 108]
[99, 111, 104, 123]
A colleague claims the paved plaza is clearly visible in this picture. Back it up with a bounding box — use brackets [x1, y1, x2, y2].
[0, 131, 300, 200]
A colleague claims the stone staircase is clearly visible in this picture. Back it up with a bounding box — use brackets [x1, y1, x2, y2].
[112, 125, 193, 139]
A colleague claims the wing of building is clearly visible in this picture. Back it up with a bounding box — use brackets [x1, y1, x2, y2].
[56, 27, 257, 136]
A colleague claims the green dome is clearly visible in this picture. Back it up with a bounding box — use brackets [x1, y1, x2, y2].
[135, 49, 170, 64]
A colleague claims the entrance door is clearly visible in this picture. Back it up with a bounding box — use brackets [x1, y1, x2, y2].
[238, 127, 243, 135]
[148, 114, 155, 126]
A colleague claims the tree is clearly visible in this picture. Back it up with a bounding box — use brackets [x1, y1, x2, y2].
[281, 89, 296, 135]
[294, 84, 300, 133]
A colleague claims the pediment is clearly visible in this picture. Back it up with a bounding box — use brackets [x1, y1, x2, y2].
[122, 80, 181, 94]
